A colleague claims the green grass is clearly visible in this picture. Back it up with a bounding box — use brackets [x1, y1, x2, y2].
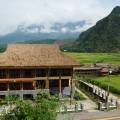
[65, 52, 120, 65]
[73, 90, 86, 101]
[92, 75, 120, 95]
[79, 75, 120, 95]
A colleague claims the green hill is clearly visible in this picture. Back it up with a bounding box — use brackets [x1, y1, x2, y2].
[62, 6, 120, 52]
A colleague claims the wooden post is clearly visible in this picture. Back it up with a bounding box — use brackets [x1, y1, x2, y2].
[32, 69, 35, 77]
[7, 83, 10, 91]
[20, 82, 23, 100]
[59, 71, 62, 97]
[71, 68, 73, 89]
[70, 68, 74, 104]
[6, 69, 9, 78]
[45, 79, 49, 89]
[45, 68, 49, 89]
[20, 69, 23, 78]
[59, 79, 62, 95]
[33, 81, 36, 90]
[21, 82, 23, 90]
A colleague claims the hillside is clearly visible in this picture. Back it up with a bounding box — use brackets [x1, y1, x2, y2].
[63, 6, 120, 52]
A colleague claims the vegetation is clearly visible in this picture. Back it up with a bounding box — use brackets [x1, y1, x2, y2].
[0, 44, 7, 52]
[74, 90, 86, 101]
[21, 39, 56, 44]
[62, 6, 120, 52]
[65, 52, 120, 65]
[80, 75, 120, 95]
[1, 93, 59, 120]
[78, 86, 99, 104]
[92, 75, 120, 95]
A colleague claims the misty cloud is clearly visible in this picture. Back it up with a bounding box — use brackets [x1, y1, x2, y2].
[0, 0, 119, 35]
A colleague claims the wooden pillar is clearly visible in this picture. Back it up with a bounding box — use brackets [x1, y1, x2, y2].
[33, 81, 36, 90]
[21, 82, 23, 90]
[20, 69, 23, 78]
[45, 79, 49, 89]
[59, 72, 62, 96]
[6, 69, 9, 78]
[45, 68, 49, 89]
[20, 82, 23, 100]
[59, 79, 62, 94]
[70, 68, 74, 98]
[71, 69, 73, 88]
[7, 83, 10, 91]
[70, 77, 72, 89]
[32, 69, 35, 77]
[7, 83, 10, 98]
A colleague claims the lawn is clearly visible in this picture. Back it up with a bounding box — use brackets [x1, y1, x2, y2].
[65, 52, 120, 65]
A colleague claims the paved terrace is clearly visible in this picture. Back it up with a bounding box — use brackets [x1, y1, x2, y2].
[57, 110, 120, 120]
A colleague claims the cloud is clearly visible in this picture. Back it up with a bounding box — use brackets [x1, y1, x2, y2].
[0, 0, 119, 35]
[72, 21, 93, 33]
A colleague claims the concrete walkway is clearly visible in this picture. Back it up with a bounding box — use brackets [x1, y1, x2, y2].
[57, 110, 120, 120]
[75, 87, 97, 111]
[58, 88, 98, 113]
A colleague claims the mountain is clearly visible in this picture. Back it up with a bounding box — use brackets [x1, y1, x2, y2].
[0, 21, 87, 44]
[64, 6, 120, 52]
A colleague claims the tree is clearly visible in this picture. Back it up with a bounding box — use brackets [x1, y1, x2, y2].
[1, 94, 59, 120]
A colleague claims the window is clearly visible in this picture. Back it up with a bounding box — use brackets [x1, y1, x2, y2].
[36, 69, 46, 77]
[0, 69, 7, 78]
[61, 79, 69, 87]
[9, 83, 21, 90]
[22, 69, 33, 78]
[0, 83, 7, 91]
[36, 80, 45, 89]
[9, 69, 20, 78]
[23, 82, 33, 90]
[60, 69, 72, 76]
[49, 69, 60, 76]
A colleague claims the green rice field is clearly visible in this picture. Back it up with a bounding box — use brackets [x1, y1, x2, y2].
[65, 52, 120, 65]
[65, 52, 120, 95]
[92, 75, 120, 95]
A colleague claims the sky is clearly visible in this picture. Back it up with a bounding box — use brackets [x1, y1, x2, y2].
[0, 0, 120, 35]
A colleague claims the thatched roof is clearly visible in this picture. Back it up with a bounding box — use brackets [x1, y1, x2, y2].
[0, 44, 80, 67]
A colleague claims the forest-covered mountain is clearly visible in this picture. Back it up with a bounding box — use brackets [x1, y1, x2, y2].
[63, 6, 120, 52]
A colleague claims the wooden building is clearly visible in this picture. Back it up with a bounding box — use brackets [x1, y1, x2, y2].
[0, 44, 80, 99]
[74, 66, 109, 76]
[74, 67, 101, 76]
